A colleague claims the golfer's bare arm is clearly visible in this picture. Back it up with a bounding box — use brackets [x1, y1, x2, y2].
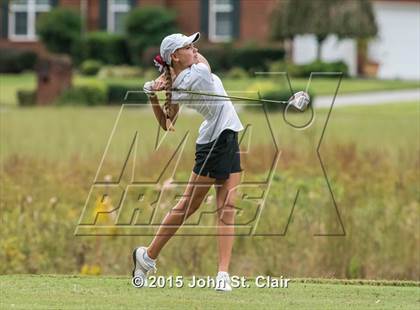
[150, 96, 179, 131]
[150, 53, 210, 130]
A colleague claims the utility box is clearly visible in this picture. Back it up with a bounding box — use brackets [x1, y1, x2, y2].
[36, 55, 72, 105]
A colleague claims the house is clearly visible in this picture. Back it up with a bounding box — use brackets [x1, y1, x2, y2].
[1, 0, 419, 80]
[0, 0, 277, 55]
[293, 0, 420, 80]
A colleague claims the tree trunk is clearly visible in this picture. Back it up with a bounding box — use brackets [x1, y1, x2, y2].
[316, 35, 326, 61]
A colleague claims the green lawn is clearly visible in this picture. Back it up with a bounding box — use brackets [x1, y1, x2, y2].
[0, 275, 418, 309]
[1, 102, 418, 162]
[1, 72, 418, 105]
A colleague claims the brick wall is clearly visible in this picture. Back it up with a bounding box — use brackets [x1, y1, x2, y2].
[167, 0, 201, 35]
[239, 0, 277, 43]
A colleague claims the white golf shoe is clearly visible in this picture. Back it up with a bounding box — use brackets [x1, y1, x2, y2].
[131, 247, 157, 288]
[215, 271, 232, 292]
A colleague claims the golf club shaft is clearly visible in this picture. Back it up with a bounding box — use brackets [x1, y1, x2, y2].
[172, 89, 288, 104]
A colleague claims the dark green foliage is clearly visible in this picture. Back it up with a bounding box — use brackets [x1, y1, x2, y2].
[36, 8, 82, 56]
[107, 84, 148, 105]
[0, 48, 37, 73]
[80, 32, 130, 65]
[231, 47, 286, 72]
[80, 59, 103, 76]
[126, 7, 178, 65]
[333, 0, 378, 39]
[57, 86, 106, 106]
[17, 90, 36, 106]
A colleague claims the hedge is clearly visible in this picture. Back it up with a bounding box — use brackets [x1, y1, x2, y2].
[79, 32, 130, 65]
[0, 48, 37, 73]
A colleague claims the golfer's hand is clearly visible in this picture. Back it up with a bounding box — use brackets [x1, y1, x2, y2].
[153, 74, 167, 91]
[143, 80, 156, 98]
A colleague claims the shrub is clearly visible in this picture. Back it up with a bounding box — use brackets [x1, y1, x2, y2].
[0, 48, 37, 73]
[191, 45, 284, 73]
[80, 32, 130, 65]
[36, 8, 81, 56]
[300, 60, 349, 77]
[57, 86, 106, 106]
[97, 65, 143, 79]
[126, 7, 178, 65]
[268, 60, 304, 77]
[198, 45, 232, 72]
[107, 84, 148, 105]
[225, 67, 249, 79]
[268, 60, 349, 77]
[80, 59, 102, 76]
[230, 47, 285, 72]
[17, 90, 36, 106]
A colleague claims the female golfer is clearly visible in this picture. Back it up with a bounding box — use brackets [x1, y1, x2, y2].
[132, 32, 243, 291]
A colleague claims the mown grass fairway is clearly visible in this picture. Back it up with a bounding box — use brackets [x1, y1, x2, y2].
[1, 275, 419, 309]
[1, 72, 419, 105]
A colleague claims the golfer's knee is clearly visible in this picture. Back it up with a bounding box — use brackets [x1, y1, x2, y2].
[171, 197, 200, 217]
[218, 204, 236, 223]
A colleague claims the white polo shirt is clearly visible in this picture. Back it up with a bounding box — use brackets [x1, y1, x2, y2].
[171, 63, 244, 144]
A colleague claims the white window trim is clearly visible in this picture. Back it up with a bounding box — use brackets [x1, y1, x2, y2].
[208, 0, 233, 43]
[107, 0, 130, 34]
[8, 0, 50, 42]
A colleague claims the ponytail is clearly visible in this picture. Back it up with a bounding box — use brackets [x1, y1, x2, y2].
[154, 55, 175, 131]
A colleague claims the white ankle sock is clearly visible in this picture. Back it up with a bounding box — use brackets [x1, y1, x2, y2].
[143, 249, 155, 264]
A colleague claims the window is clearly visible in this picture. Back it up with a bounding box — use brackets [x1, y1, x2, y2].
[108, 0, 130, 34]
[8, 0, 51, 41]
[209, 0, 234, 42]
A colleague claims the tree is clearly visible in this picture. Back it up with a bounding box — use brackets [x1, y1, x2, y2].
[37, 8, 81, 56]
[125, 6, 178, 65]
[271, 0, 378, 61]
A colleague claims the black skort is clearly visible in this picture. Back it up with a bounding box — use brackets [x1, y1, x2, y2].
[193, 129, 242, 180]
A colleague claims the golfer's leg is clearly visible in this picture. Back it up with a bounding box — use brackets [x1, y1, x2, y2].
[147, 172, 215, 259]
[215, 172, 241, 272]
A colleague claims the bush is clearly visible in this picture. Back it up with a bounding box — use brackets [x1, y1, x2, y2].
[80, 32, 130, 65]
[225, 67, 249, 79]
[268, 60, 349, 77]
[230, 47, 285, 72]
[57, 86, 106, 106]
[107, 84, 148, 105]
[197, 45, 232, 72]
[126, 7, 178, 65]
[37, 8, 81, 56]
[194, 45, 284, 73]
[17, 90, 36, 106]
[80, 59, 102, 76]
[268, 60, 304, 77]
[0, 48, 37, 73]
[97, 65, 143, 79]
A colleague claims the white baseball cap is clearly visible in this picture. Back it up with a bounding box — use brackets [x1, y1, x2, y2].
[160, 32, 200, 65]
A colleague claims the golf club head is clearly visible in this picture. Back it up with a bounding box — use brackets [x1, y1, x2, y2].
[288, 91, 310, 112]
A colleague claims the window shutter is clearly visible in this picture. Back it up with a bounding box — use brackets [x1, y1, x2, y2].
[100, 0, 108, 30]
[200, 0, 209, 39]
[1, 1, 8, 39]
[50, 0, 59, 6]
[232, 0, 240, 39]
[130, 0, 137, 8]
